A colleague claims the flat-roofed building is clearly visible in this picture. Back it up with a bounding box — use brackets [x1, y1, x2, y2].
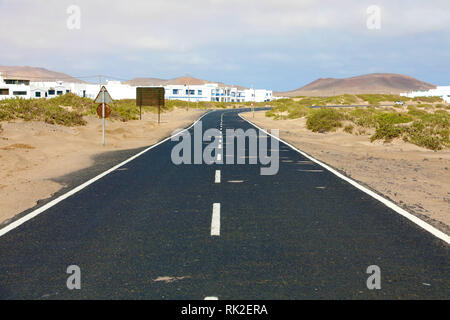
[0, 72, 31, 100]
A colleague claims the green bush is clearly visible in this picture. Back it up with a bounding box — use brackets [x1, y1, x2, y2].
[0, 97, 87, 126]
[407, 106, 427, 117]
[356, 94, 409, 106]
[348, 108, 379, 128]
[344, 124, 354, 134]
[306, 108, 344, 132]
[371, 123, 404, 142]
[375, 112, 412, 125]
[413, 96, 443, 103]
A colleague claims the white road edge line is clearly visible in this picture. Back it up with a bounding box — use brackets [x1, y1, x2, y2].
[211, 203, 221, 236]
[204, 296, 219, 300]
[0, 111, 214, 238]
[215, 170, 221, 184]
[239, 113, 450, 245]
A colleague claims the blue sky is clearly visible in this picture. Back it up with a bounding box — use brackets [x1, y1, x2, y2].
[1, 0, 449, 91]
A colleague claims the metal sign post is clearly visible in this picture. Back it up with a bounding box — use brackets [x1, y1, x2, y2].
[102, 97, 105, 146]
[251, 84, 255, 118]
[94, 86, 113, 146]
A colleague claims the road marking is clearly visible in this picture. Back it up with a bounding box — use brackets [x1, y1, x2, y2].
[217, 153, 222, 161]
[215, 170, 221, 183]
[218, 144, 222, 149]
[228, 180, 244, 183]
[0, 111, 214, 238]
[239, 114, 450, 245]
[211, 203, 221, 236]
[205, 297, 219, 300]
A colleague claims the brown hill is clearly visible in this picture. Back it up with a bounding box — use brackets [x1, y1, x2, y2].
[0, 66, 87, 83]
[278, 73, 436, 97]
[123, 77, 167, 86]
[125, 75, 247, 89]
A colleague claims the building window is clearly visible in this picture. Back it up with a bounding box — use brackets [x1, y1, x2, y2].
[35, 92, 41, 98]
[5, 79, 30, 85]
[186, 89, 195, 95]
[48, 90, 55, 95]
[13, 91, 27, 96]
[66, 90, 70, 93]
[198, 90, 202, 95]
[0, 88, 9, 95]
[57, 91, 63, 95]
[173, 89, 179, 95]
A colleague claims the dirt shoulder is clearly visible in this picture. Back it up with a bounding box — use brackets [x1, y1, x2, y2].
[0, 108, 205, 225]
[241, 111, 450, 235]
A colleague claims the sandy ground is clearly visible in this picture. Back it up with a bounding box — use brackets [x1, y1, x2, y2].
[0, 108, 205, 225]
[241, 111, 450, 234]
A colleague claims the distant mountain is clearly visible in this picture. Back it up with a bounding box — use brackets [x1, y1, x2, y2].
[122, 77, 167, 86]
[0, 66, 87, 83]
[124, 75, 248, 90]
[277, 73, 436, 97]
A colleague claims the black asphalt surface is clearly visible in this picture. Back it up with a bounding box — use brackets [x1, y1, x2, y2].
[0, 109, 448, 300]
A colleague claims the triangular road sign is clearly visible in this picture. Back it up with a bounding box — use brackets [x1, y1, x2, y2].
[95, 86, 113, 104]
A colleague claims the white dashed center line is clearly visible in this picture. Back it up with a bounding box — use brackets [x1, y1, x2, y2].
[215, 170, 221, 183]
[211, 203, 221, 236]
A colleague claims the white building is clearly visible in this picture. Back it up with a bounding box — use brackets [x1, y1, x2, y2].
[165, 83, 216, 102]
[401, 86, 450, 103]
[242, 89, 273, 103]
[0, 73, 31, 99]
[29, 81, 87, 99]
[0, 72, 274, 103]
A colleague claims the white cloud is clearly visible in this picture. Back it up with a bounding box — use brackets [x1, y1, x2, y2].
[0, 0, 449, 85]
[1, 0, 449, 56]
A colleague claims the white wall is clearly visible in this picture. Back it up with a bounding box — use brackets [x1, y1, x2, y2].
[401, 86, 450, 103]
[0, 73, 275, 103]
[165, 84, 216, 102]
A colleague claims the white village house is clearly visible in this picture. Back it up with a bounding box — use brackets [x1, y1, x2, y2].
[401, 86, 450, 103]
[0, 72, 273, 103]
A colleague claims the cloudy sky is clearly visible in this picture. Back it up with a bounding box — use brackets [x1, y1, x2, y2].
[0, 0, 449, 90]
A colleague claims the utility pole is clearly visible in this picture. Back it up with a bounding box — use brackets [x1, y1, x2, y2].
[252, 84, 255, 118]
[186, 73, 190, 111]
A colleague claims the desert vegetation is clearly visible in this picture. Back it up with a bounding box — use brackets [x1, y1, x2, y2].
[266, 94, 450, 150]
[0, 93, 241, 127]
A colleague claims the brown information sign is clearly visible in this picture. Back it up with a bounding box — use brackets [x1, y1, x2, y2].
[136, 87, 165, 122]
[136, 87, 165, 107]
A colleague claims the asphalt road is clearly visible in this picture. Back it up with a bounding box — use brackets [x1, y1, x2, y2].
[0, 109, 448, 300]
